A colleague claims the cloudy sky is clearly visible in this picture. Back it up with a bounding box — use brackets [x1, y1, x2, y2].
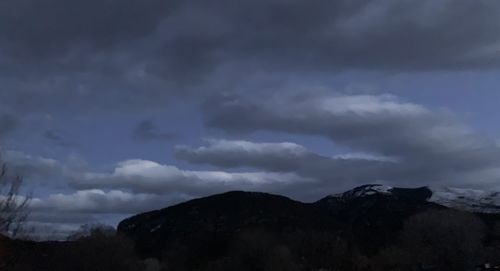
[1, 0, 500, 238]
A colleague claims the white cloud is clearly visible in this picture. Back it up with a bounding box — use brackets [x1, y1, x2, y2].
[205, 94, 500, 188]
[332, 152, 399, 162]
[23, 189, 192, 239]
[176, 139, 310, 170]
[1, 149, 64, 178]
[71, 159, 313, 195]
[317, 94, 429, 116]
[30, 189, 170, 214]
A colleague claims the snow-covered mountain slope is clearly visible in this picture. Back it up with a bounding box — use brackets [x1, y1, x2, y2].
[329, 184, 500, 214]
[430, 187, 500, 213]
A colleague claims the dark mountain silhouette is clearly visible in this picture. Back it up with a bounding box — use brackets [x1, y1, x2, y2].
[117, 191, 340, 259]
[117, 185, 450, 260]
[314, 185, 443, 253]
[2, 185, 500, 270]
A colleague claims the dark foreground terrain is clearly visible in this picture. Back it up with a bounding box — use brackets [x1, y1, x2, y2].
[2, 185, 500, 271]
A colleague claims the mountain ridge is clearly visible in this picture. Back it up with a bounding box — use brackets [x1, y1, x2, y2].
[117, 184, 500, 259]
[323, 184, 500, 214]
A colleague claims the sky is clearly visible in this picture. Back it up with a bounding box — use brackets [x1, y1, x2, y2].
[1, 0, 500, 238]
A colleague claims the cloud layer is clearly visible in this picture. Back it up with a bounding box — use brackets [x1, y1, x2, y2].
[2, 0, 500, 114]
[3, 0, 500, 72]
[70, 159, 312, 195]
[203, 94, 500, 187]
[2, 1, 500, 238]
[0, 114, 17, 139]
[133, 120, 174, 142]
[4, 92, 500, 238]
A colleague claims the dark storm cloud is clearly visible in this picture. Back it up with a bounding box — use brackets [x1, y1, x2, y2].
[0, 0, 183, 114]
[203, 94, 500, 187]
[1, 0, 500, 114]
[3, 0, 500, 238]
[44, 130, 63, 142]
[167, 0, 500, 71]
[0, 114, 17, 139]
[43, 130, 77, 147]
[133, 120, 174, 142]
[0, 0, 179, 58]
[3, 0, 500, 70]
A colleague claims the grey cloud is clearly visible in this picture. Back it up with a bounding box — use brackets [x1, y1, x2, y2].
[25, 222, 82, 241]
[25, 215, 122, 240]
[203, 94, 500, 187]
[14, 152, 315, 237]
[43, 130, 78, 147]
[175, 139, 312, 171]
[0, 150, 64, 180]
[1, 0, 500, 115]
[175, 139, 396, 170]
[28, 212, 97, 225]
[176, 139, 399, 193]
[0, 114, 17, 139]
[24, 189, 188, 239]
[133, 120, 174, 142]
[30, 189, 177, 214]
[44, 130, 64, 142]
[3, 0, 500, 72]
[0, 150, 91, 187]
[69, 159, 313, 197]
[0, 0, 180, 58]
[2, 147, 312, 200]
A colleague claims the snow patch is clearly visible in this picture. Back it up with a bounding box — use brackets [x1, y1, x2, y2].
[328, 184, 500, 214]
[429, 187, 500, 213]
[150, 224, 162, 233]
[340, 184, 393, 199]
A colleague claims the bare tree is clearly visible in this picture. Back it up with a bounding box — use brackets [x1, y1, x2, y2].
[0, 162, 30, 237]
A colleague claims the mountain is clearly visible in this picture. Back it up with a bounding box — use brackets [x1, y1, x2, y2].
[4, 185, 500, 270]
[117, 191, 339, 259]
[429, 187, 500, 213]
[117, 184, 500, 263]
[117, 186, 451, 259]
[321, 184, 500, 214]
[314, 185, 443, 253]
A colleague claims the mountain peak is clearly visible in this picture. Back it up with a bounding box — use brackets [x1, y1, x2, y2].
[326, 184, 500, 214]
[335, 184, 393, 198]
[328, 184, 432, 202]
[429, 187, 500, 213]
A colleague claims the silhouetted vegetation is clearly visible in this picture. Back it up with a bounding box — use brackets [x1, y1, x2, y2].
[371, 210, 487, 270]
[1, 193, 500, 271]
[1, 224, 144, 271]
[0, 162, 30, 238]
[153, 210, 499, 271]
